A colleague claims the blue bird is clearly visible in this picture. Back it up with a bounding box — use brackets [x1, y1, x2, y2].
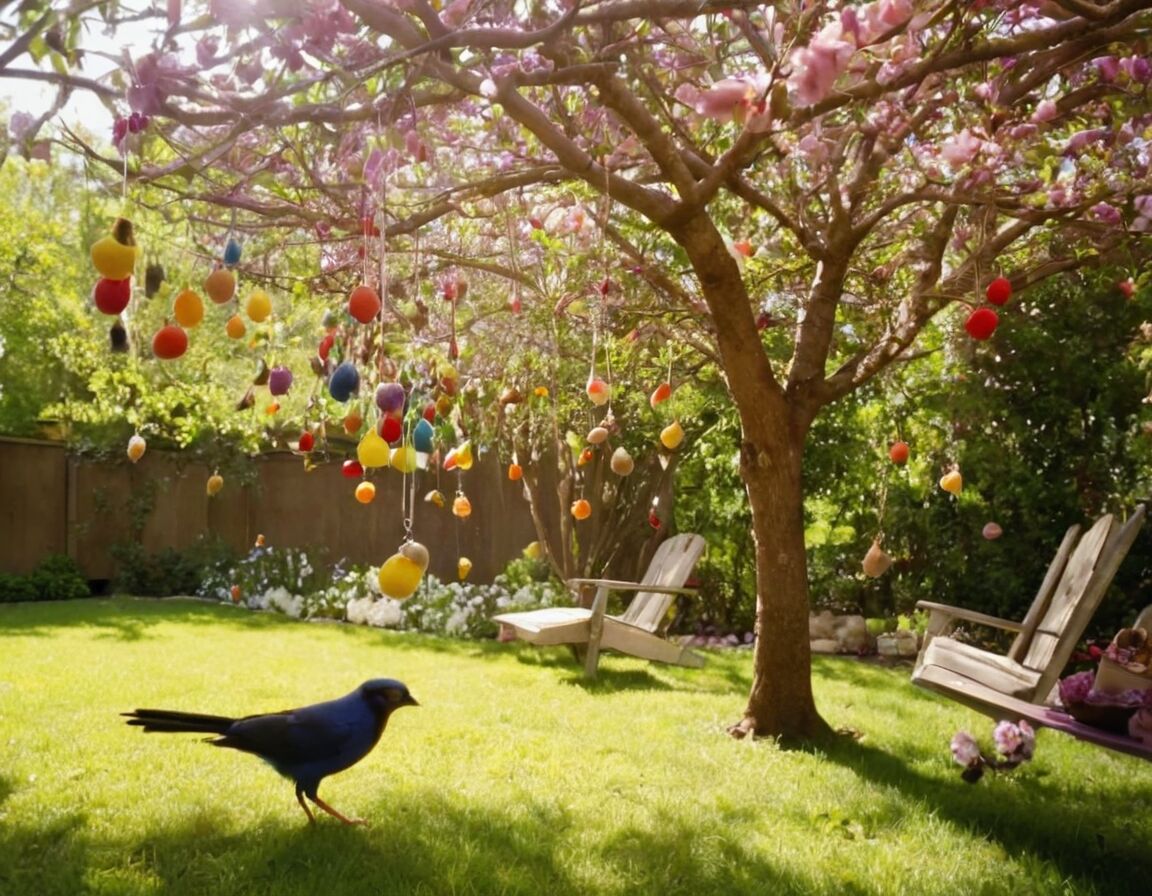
[123, 679, 418, 825]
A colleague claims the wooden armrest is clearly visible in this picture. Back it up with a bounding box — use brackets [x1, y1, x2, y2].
[567, 578, 697, 596]
[915, 600, 1024, 633]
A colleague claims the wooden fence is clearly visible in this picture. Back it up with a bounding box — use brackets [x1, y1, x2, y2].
[0, 436, 537, 585]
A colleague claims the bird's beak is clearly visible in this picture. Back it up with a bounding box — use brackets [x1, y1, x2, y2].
[405, 696, 419, 707]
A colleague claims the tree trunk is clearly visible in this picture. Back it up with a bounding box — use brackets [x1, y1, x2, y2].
[731, 396, 832, 742]
[675, 214, 832, 742]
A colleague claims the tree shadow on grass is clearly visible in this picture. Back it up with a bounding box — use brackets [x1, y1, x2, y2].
[816, 734, 1149, 896]
[0, 789, 822, 896]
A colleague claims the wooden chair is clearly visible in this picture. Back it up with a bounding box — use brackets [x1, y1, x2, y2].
[493, 533, 706, 679]
[911, 505, 1148, 758]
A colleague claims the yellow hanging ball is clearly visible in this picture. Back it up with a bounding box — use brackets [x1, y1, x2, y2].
[377, 541, 429, 600]
[390, 444, 418, 473]
[91, 219, 138, 280]
[245, 288, 272, 322]
[357, 429, 391, 468]
[452, 494, 472, 519]
[206, 473, 224, 496]
[453, 440, 473, 471]
[939, 470, 963, 495]
[659, 421, 685, 451]
[204, 267, 236, 304]
[173, 289, 205, 328]
[457, 557, 473, 581]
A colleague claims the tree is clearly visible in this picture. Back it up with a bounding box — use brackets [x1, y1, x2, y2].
[5, 0, 1152, 740]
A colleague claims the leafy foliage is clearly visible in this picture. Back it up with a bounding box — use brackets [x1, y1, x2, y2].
[0, 553, 90, 602]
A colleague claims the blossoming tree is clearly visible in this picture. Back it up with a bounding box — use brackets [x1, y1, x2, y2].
[5, 0, 1152, 739]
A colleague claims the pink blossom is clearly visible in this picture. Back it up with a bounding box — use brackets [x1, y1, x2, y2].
[195, 36, 219, 68]
[1058, 670, 1095, 704]
[694, 78, 752, 121]
[1130, 707, 1152, 746]
[1093, 56, 1121, 82]
[940, 128, 984, 167]
[1120, 56, 1152, 83]
[788, 22, 855, 107]
[950, 731, 981, 765]
[441, 0, 471, 28]
[1133, 194, 1152, 231]
[1032, 99, 1058, 123]
[7, 111, 34, 142]
[1090, 202, 1122, 226]
[993, 720, 1026, 756]
[1065, 127, 1109, 154]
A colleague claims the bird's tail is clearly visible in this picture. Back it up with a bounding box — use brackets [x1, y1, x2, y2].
[123, 708, 236, 735]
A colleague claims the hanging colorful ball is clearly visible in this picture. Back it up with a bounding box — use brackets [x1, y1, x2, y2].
[571, 498, 592, 520]
[985, 277, 1012, 306]
[223, 236, 242, 268]
[225, 314, 246, 339]
[862, 540, 893, 578]
[329, 361, 360, 402]
[660, 421, 685, 450]
[610, 447, 635, 476]
[343, 410, 363, 434]
[127, 434, 147, 463]
[452, 494, 472, 519]
[246, 289, 272, 322]
[587, 426, 609, 445]
[522, 541, 542, 560]
[173, 289, 204, 328]
[413, 418, 434, 453]
[390, 444, 418, 473]
[348, 284, 382, 324]
[93, 277, 132, 315]
[379, 414, 403, 444]
[453, 441, 473, 470]
[457, 557, 473, 581]
[939, 470, 963, 495]
[206, 473, 224, 496]
[377, 541, 429, 600]
[964, 307, 999, 340]
[298, 431, 315, 453]
[422, 402, 437, 423]
[578, 447, 594, 467]
[586, 377, 610, 406]
[375, 382, 406, 414]
[152, 324, 188, 360]
[90, 218, 138, 280]
[267, 365, 293, 396]
[650, 382, 672, 407]
[204, 267, 236, 304]
[425, 489, 445, 508]
[341, 459, 363, 478]
[983, 521, 1003, 540]
[507, 462, 523, 481]
[357, 428, 391, 468]
[889, 441, 909, 465]
[317, 333, 334, 361]
[354, 481, 376, 504]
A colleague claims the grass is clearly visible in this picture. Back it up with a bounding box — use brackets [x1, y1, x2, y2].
[1, 598, 1149, 896]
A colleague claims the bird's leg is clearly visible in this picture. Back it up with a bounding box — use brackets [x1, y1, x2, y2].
[308, 791, 368, 826]
[295, 785, 316, 824]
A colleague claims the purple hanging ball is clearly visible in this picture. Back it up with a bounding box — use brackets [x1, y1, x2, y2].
[375, 381, 406, 414]
[268, 365, 293, 396]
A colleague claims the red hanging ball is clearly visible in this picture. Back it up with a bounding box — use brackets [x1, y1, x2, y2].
[985, 277, 1012, 306]
[347, 285, 381, 324]
[342, 459, 363, 478]
[151, 324, 188, 360]
[93, 278, 132, 315]
[379, 414, 403, 444]
[964, 307, 999, 341]
[299, 431, 315, 453]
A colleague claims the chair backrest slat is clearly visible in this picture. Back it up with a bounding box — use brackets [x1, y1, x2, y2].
[619, 534, 706, 632]
[1008, 523, 1080, 662]
[1028, 504, 1145, 699]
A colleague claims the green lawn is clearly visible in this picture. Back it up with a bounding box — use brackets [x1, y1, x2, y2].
[1, 598, 1149, 896]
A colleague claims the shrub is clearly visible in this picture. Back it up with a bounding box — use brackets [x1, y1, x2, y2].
[0, 554, 89, 602]
[111, 535, 237, 597]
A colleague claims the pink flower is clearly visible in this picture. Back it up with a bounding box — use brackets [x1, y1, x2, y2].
[1093, 56, 1121, 82]
[1058, 670, 1095, 704]
[694, 78, 752, 121]
[1090, 202, 1122, 226]
[1129, 707, 1152, 746]
[940, 128, 984, 167]
[7, 111, 35, 142]
[1031, 99, 1058, 123]
[950, 731, 981, 766]
[788, 22, 855, 107]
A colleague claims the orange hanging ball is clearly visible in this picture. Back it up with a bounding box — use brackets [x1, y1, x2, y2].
[571, 498, 592, 520]
[204, 267, 236, 304]
[173, 288, 204, 327]
[348, 284, 381, 324]
[355, 481, 376, 504]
